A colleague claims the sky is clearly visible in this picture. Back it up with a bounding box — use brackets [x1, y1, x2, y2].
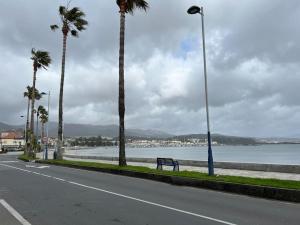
[0, 0, 299, 138]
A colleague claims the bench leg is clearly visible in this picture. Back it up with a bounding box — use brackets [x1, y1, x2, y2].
[173, 165, 179, 171]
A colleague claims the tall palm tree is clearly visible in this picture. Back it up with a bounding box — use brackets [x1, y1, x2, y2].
[23, 86, 43, 153]
[30, 49, 51, 155]
[116, 0, 149, 166]
[50, 5, 88, 160]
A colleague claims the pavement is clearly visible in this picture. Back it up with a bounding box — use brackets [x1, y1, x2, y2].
[56, 154, 300, 181]
[1, 153, 300, 225]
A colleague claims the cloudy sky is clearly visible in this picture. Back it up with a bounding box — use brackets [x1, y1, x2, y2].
[0, 0, 299, 138]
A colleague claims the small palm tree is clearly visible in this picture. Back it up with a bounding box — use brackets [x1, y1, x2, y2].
[39, 106, 48, 146]
[50, 5, 88, 160]
[24, 86, 43, 153]
[30, 49, 51, 155]
[36, 105, 46, 140]
[116, 0, 149, 166]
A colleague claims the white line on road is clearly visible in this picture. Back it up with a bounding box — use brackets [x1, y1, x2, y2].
[0, 163, 237, 225]
[68, 181, 237, 225]
[0, 161, 18, 163]
[0, 199, 32, 225]
[25, 165, 50, 169]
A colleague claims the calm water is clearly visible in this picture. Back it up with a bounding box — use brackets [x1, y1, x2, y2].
[66, 144, 300, 165]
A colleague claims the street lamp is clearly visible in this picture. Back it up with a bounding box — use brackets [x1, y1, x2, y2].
[20, 115, 26, 149]
[187, 5, 214, 176]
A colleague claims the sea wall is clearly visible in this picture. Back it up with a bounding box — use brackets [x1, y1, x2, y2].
[64, 154, 300, 174]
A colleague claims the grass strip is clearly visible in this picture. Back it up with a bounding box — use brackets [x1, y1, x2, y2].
[39, 159, 300, 190]
[18, 154, 36, 162]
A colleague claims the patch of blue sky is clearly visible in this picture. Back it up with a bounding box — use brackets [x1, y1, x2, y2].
[175, 35, 200, 59]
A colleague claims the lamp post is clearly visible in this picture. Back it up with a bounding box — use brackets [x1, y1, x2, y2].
[187, 5, 214, 176]
[45, 91, 50, 160]
[20, 115, 26, 149]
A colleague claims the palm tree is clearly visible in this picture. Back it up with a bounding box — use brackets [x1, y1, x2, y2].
[36, 105, 46, 140]
[116, 0, 149, 166]
[39, 106, 48, 146]
[50, 5, 88, 160]
[23, 86, 43, 154]
[30, 49, 51, 155]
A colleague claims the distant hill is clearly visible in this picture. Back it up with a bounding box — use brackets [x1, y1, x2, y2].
[47, 122, 173, 138]
[0, 122, 22, 132]
[0, 121, 172, 138]
[2, 121, 299, 145]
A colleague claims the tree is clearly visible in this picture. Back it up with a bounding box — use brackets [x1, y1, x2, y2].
[116, 0, 149, 166]
[50, 5, 88, 160]
[39, 106, 48, 147]
[23, 86, 43, 154]
[30, 49, 51, 156]
[36, 105, 46, 140]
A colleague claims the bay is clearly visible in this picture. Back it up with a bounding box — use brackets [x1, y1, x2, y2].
[66, 144, 300, 165]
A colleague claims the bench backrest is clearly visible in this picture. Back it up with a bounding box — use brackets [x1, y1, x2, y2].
[157, 158, 175, 165]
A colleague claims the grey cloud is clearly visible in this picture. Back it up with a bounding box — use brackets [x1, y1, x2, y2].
[0, 0, 299, 138]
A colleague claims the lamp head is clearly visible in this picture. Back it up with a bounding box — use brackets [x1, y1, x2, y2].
[187, 6, 201, 15]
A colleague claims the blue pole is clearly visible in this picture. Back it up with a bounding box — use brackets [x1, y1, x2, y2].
[207, 131, 214, 175]
[200, 7, 214, 176]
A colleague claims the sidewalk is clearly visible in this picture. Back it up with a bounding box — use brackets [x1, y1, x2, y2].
[64, 156, 300, 181]
[36, 151, 300, 181]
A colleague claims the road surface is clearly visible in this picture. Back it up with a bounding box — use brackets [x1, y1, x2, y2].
[0, 154, 299, 225]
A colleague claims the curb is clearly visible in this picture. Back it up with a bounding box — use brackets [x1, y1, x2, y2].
[36, 160, 300, 203]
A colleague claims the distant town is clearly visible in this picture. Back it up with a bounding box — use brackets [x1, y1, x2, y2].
[1, 129, 300, 152]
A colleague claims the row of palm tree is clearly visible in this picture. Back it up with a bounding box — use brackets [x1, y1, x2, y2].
[23, 0, 149, 165]
[24, 49, 51, 156]
[23, 86, 45, 154]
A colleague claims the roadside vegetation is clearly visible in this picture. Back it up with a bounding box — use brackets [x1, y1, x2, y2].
[18, 154, 36, 162]
[39, 159, 300, 190]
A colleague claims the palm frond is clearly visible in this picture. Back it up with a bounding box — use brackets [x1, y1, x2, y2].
[70, 30, 78, 37]
[74, 18, 88, 31]
[50, 24, 59, 31]
[59, 6, 66, 15]
[131, 0, 149, 13]
[53, 5, 88, 37]
[31, 49, 51, 70]
[117, 0, 149, 14]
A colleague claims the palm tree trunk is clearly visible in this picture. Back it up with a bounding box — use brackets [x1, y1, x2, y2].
[41, 122, 44, 153]
[30, 67, 37, 156]
[118, 1, 127, 166]
[57, 33, 67, 160]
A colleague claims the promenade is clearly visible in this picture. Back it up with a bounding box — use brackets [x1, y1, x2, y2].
[38, 151, 300, 181]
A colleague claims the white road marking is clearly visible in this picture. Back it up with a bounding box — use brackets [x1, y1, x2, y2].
[0, 199, 32, 225]
[52, 177, 66, 182]
[0, 163, 237, 225]
[25, 165, 50, 169]
[68, 181, 237, 225]
[0, 161, 18, 163]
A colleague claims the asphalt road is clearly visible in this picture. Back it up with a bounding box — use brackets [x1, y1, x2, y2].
[0, 154, 299, 225]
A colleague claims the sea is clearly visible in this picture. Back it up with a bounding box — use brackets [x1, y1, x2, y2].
[65, 144, 300, 165]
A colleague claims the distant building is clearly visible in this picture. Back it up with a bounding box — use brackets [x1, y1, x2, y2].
[0, 131, 25, 151]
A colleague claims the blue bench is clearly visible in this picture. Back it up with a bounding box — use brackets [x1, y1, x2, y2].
[157, 158, 179, 171]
